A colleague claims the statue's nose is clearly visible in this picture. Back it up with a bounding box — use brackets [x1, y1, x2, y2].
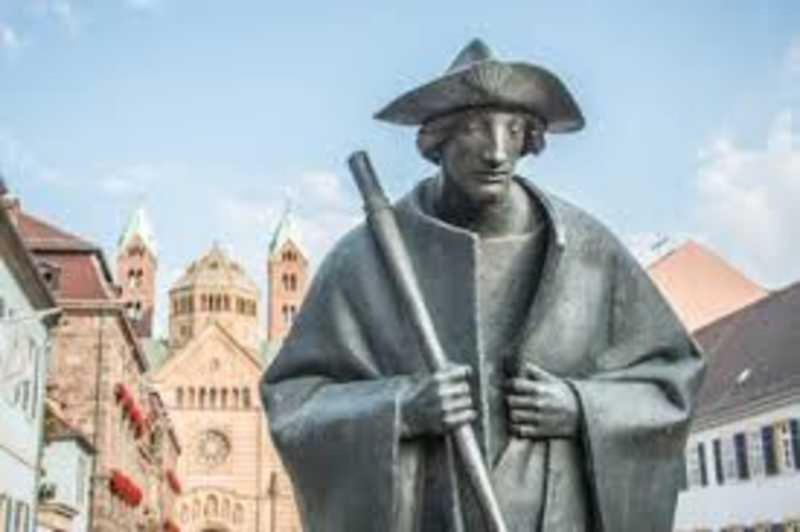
[482, 126, 510, 168]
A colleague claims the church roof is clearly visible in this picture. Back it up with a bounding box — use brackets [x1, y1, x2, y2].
[118, 206, 157, 259]
[647, 240, 768, 331]
[171, 243, 258, 294]
[268, 204, 305, 260]
[141, 337, 171, 371]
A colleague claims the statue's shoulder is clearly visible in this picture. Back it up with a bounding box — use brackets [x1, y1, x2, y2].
[313, 221, 381, 286]
[519, 178, 634, 265]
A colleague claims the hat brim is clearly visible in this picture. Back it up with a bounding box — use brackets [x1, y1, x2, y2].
[375, 60, 584, 133]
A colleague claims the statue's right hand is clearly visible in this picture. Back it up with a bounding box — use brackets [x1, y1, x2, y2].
[399, 364, 476, 439]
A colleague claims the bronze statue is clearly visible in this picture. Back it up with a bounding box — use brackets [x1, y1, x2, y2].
[261, 39, 705, 532]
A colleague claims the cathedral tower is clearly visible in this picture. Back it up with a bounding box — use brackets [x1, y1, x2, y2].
[117, 206, 158, 337]
[168, 243, 261, 351]
[267, 206, 308, 345]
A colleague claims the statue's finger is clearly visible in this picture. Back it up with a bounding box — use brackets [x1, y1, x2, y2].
[438, 382, 470, 398]
[523, 363, 558, 382]
[435, 365, 472, 383]
[504, 377, 539, 394]
[443, 396, 473, 413]
[444, 409, 477, 427]
[505, 394, 538, 409]
[509, 409, 541, 423]
[510, 423, 543, 439]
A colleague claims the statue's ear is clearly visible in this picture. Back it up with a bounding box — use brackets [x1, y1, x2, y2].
[525, 127, 546, 156]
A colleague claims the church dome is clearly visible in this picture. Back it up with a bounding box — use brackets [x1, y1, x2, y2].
[172, 243, 258, 294]
[168, 243, 260, 351]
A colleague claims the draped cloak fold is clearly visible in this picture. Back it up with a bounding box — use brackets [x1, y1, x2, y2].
[262, 177, 705, 532]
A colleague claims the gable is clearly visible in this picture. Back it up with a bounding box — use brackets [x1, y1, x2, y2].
[152, 322, 263, 388]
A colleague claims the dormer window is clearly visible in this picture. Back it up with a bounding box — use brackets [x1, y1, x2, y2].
[37, 261, 61, 292]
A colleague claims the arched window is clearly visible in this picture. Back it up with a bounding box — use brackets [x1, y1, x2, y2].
[188, 387, 196, 408]
[222, 499, 230, 519]
[242, 388, 251, 409]
[282, 305, 289, 325]
[201, 294, 208, 311]
[210, 388, 217, 408]
[205, 494, 219, 517]
[199, 387, 206, 408]
[223, 295, 230, 311]
[215, 295, 222, 311]
[176, 388, 184, 408]
[232, 388, 240, 409]
[282, 273, 289, 291]
[290, 274, 297, 291]
[221, 388, 228, 409]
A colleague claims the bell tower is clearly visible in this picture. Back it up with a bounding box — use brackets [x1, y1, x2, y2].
[117, 205, 158, 337]
[267, 205, 309, 346]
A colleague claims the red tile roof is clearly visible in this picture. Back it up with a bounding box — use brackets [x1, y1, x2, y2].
[35, 251, 114, 300]
[17, 211, 96, 251]
[16, 209, 116, 302]
[647, 240, 768, 331]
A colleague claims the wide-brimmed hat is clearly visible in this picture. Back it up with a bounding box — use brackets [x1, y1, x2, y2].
[375, 39, 584, 133]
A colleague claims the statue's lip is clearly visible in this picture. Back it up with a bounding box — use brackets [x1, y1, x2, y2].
[476, 171, 511, 182]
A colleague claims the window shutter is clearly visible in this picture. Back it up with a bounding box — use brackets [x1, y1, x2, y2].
[734, 432, 750, 480]
[713, 438, 724, 484]
[790, 419, 800, 470]
[698, 442, 708, 486]
[762, 425, 778, 476]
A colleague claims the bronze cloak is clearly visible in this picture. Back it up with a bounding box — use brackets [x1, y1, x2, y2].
[262, 177, 705, 532]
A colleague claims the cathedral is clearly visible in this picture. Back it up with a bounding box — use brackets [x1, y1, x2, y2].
[116, 206, 306, 532]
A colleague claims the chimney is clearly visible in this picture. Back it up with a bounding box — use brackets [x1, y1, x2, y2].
[0, 176, 21, 227]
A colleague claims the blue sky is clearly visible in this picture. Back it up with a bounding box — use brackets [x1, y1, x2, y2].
[1, 1, 799, 335]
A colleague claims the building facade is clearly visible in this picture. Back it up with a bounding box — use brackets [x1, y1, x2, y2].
[11, 199, 180, 532]
[0, 196, 58, 532]
[37, 398, 96, 532]
[149, 244, 301, 532]
[673, 283, 800, 532]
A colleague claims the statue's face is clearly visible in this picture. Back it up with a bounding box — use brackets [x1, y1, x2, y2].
[439, 110, 528, 206]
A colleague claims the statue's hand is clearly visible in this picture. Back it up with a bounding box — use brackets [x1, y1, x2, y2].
[505, 363, 580, 439]
[400, 364, 476, 439]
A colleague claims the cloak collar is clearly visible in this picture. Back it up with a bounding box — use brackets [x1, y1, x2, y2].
[398, 174, 567, 273]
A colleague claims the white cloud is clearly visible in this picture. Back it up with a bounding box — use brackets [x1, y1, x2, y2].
[29, 0, 81, 36]
[694, 110, 800, 288]
[98, 163, 184, 197]
[0, 23, 20, 50]
[210, 170, 361, 330]
[0, 130, 66, 186]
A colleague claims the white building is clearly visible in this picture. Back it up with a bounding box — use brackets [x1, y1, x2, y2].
[674, 282, 800, 532]
[0, 192, 59, 532]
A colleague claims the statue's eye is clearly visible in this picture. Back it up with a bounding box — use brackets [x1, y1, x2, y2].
[508, 122, 523, 136]
[464, 120, 482, 133]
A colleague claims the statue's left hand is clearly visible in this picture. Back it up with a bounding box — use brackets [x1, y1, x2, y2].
[505, 363, 581, 439]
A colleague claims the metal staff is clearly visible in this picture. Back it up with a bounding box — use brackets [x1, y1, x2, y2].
[348, 151, 508, 532]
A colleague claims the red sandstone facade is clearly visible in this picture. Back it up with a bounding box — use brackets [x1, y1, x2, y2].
[12, 203, 182, 532]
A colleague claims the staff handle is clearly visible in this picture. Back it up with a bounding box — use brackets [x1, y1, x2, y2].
[348, 151, 508, 532]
